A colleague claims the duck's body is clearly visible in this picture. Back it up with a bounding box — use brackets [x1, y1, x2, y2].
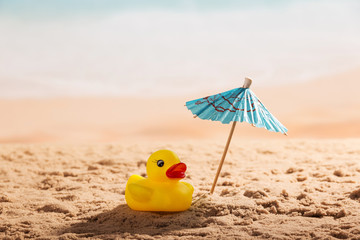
[125, 175, 194, 211]
[125, 150, 194, 212]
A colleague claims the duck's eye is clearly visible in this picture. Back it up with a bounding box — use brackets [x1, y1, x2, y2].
[157, 160, 164, 167]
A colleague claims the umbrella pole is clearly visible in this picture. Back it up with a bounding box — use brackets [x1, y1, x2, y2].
[210, 121, 237, 194]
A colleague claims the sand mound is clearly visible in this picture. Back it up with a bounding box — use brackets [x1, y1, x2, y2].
[349, 189, 360, 201]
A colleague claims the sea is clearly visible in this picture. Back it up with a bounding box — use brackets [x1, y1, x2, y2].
[0, 0, 359, 98]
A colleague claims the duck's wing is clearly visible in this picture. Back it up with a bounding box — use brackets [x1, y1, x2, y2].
[128, 182, 153, 202]
[182, 182, 194, 193]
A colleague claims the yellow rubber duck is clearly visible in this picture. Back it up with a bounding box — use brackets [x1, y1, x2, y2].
[125, 150, 194, 212]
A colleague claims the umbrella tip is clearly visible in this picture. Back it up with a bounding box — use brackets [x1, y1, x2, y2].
[243, 77, 252, 88]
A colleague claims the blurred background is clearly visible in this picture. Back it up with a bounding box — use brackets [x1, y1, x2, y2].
[0, 0, 359, 143]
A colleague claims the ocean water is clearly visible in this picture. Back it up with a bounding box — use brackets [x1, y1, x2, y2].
[0, 0, 359, 98]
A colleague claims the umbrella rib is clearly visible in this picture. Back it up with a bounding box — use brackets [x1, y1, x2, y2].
[246, 90, 255, 125]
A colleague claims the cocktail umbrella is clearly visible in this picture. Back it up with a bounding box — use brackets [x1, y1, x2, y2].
[185, 78, 288, 194]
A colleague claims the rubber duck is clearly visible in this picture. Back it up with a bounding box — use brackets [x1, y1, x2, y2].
[125, 150, 194, 212]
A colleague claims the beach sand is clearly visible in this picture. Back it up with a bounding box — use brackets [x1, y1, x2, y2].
[1, 139, 360, 239]
[1, 69, 360, 239]
[0, 68, 360, 144]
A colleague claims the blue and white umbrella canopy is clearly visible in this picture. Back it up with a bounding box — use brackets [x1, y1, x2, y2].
[185, 79, 287, 134]
[185, 78, 288, 194]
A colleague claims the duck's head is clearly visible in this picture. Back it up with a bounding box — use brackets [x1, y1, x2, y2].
[146, 150, 187, 182]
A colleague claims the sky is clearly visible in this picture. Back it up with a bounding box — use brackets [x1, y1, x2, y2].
[0, 0, 359, 98]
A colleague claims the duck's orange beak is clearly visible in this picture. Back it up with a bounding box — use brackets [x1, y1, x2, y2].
[166, 163, 186, 179]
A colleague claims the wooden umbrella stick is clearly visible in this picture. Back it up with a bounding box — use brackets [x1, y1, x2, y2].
[210, 121, 237, 194]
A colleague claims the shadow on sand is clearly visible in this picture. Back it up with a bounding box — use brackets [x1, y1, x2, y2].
[61, 203, 209, 238]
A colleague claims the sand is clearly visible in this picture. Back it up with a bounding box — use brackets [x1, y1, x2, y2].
[1, 68, 360, 239]
[0, 67, 360, 144]
[1, 139, 360, 239]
